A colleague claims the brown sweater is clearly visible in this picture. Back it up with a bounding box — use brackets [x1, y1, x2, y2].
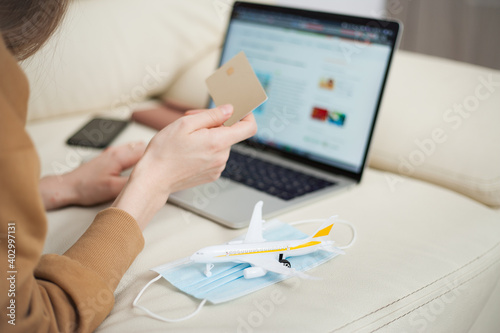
[0, 38, 145, 332]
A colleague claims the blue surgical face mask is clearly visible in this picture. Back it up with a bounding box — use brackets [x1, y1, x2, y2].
[133, 219, 356, 322]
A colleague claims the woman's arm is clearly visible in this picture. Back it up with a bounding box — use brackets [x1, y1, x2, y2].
[39, 142, 146, 210]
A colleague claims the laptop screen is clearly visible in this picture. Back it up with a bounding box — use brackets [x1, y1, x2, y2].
[214, 2, 400, 179]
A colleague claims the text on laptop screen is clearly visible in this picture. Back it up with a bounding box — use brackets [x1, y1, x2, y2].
[216, 4, 398, 174]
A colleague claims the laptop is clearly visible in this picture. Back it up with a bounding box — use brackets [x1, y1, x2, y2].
[169, 1, 401, 228]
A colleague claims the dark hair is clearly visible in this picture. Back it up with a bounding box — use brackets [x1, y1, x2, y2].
[0, 0, 67, 60]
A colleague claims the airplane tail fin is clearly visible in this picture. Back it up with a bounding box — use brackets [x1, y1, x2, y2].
[310, 216, 336, 240]
[244, 201, 265, 243]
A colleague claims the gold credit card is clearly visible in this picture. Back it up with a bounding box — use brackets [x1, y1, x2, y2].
[206, 51, 268, 126]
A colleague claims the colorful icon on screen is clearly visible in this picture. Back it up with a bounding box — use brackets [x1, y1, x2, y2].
[328, 111, 346, 126]
[311, 107, 346, 127]
[311, 107, 329, 121]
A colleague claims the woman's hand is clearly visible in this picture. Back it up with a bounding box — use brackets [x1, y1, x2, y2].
[139, 105, 257, 194]
[112, 104, 257, 230]
[40, 142, 146, 210]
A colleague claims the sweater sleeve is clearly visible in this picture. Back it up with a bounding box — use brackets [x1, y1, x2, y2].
[35, 209, 145, 332]
[0, 36, 144, 333]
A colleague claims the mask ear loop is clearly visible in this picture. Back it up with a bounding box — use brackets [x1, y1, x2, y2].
[133, 274, 207, 323]
[334, 219, 356, 250]
[289, 217, 357, 249]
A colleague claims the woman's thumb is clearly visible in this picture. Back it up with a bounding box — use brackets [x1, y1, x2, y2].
[188, 104, 233, 130]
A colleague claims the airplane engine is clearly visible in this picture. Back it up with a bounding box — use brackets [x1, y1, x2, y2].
[243, 266, 267, 279]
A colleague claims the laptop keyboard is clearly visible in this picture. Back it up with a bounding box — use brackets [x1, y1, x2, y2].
[221, 151, 336, 201]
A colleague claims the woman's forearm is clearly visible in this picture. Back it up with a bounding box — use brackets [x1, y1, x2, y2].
[111, 167, 170, 231]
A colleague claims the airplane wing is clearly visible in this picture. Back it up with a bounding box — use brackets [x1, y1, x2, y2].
[244, 256, 318, 280]
[244, 201, 265, 243]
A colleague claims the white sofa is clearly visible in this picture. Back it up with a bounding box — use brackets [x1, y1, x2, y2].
[23, 0, 500, 332]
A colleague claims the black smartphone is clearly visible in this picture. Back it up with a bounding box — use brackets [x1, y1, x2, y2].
[66, 118, 129, 148]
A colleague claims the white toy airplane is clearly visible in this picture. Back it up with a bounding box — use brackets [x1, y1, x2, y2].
[190, 201, 344, 279]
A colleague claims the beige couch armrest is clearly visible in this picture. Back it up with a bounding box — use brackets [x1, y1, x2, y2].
[369, 50, 500, 208]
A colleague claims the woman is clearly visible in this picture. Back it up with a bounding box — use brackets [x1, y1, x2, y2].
[0, 1, 257, 332]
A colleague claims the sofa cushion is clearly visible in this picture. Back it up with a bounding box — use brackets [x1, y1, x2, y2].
[21, 0, 228, 121]
[160, 46, 220, 110]
[370, 50, 500, 208]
